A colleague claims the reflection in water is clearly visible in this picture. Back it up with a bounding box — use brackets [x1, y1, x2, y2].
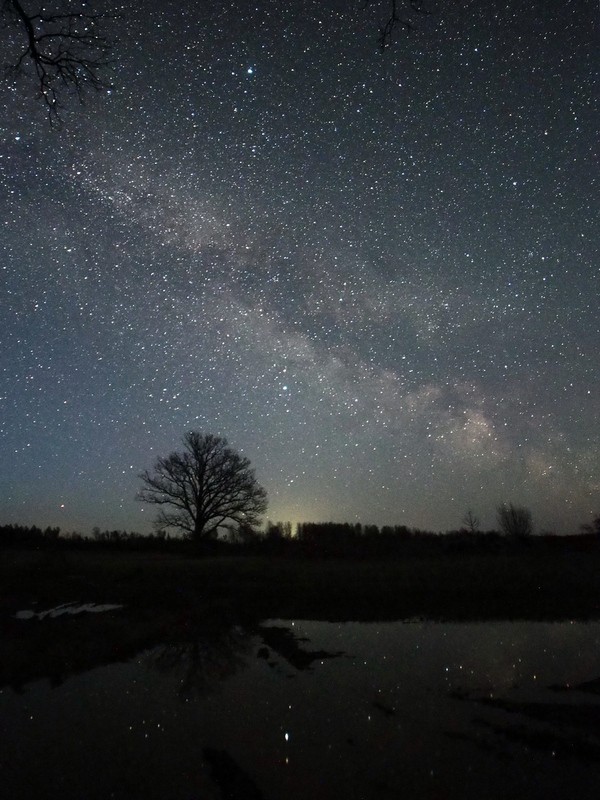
[148, 626, 250, 697]
[256, 624, 345, 671]
[145, 623, 345, 697]
[455, 692, 600, 762]
[558, 676, 600, 695]
[203, 747, 267, 800]
[2, 619, 600, 799]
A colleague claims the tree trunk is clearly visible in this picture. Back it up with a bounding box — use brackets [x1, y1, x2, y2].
[193, 517, 205, 541]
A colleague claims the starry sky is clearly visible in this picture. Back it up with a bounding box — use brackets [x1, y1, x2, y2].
[1, 0, 598, 535]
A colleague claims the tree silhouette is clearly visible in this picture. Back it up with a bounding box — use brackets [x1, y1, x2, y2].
[580, 515, 600, 536]
[496, 503, 533, 538]
[2, 0, 115, 123]
[462, 509, 480, 534]
[2, 1, 438, 123]
[365, 0, 431, 50]
[137, 432, 267, 542]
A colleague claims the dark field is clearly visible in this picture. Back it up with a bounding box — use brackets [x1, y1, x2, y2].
[2, 546, 600, 623]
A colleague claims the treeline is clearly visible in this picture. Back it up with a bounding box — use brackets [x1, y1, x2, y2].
[0, 524, 183, 552]
[0, 524, 63, 546]
[2, 521, 599, 558]
[265, 521, 600, 557]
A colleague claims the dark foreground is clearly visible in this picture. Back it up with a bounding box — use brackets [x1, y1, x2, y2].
[3, 615, 600, 799]
[2, 547, 600, 689]
[2, 547, 600, 622]
[3, 549, 600, 798]
[1, 547, 600, 689]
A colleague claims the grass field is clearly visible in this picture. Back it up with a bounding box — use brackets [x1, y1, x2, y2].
[2, 546, 599, 622]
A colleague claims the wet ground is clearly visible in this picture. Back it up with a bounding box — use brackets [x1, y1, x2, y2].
[2, 617, 600, 798]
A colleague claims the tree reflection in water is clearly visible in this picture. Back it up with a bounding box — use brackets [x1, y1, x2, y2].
[146, 621, 345, 697]
[3, 620, 600, 800]
[147, 624, 251, 697]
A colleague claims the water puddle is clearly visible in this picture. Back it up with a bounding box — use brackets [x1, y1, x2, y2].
[2, 619, 600, 799]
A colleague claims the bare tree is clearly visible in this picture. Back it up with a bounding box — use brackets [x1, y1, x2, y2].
[2, 0, 115, 123]
[138, 432, 268, 541]
[462, 509, 480, 534]
[364, 0, 431, 50]
[496, 503, 533, 538]
[580, 514, 600, 536]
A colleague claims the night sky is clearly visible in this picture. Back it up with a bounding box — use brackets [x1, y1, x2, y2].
[1, 0, 597, 535]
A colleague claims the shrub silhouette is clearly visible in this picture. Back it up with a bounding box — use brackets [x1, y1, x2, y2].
[497, 504, 533, 538]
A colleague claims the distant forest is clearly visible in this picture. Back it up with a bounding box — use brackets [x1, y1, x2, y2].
[1, 521, 599, 558]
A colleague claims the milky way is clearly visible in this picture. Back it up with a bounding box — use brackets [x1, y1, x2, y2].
[1, 0, 597, 533]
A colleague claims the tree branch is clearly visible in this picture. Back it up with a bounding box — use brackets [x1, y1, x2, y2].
[364, 0, 430, 50]
[3, 0, 116, 124]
